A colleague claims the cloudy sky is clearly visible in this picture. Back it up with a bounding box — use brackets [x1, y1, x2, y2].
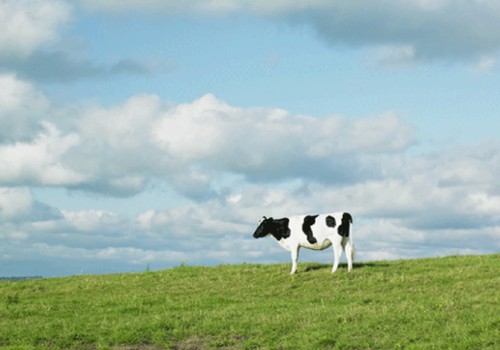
[1, 0, 499, 277]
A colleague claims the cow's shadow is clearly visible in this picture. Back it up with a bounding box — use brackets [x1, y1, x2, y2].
[304, 262, 388, 272]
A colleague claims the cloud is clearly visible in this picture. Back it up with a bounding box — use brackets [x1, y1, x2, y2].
[286, 0, 500, 64]
[0, 188, 262, 276]
[3, 169, 499, 277]
[0, 85, 415, 197]
[288, 141, 500, 230]
[0, 75, 87, 187]
[152, 94, 415, 189]
[0, 74, 50, 142]
[2, 138, 500, 276]
[129, 168, 500, 268]
[0, 0, 71, 58]
[0, 122, 84, 187]
[0, 187, 61, 224]
[1, 78, 497, 222]
[0, 2, 151, 84]
[80, 0, 500, 63]
[68, 94, 168, 196]
[0, 51, 151, 83]
[1, 78, 498, 276]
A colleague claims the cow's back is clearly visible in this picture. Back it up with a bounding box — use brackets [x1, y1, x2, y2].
[288, 212, 349, 250]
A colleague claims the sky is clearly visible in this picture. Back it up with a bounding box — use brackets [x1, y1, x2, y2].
[1, 0, 499, 277]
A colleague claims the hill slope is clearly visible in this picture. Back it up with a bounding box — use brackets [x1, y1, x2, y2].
[1, 254, 499, 349]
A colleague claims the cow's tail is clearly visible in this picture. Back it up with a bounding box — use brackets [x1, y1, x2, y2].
[346, 213, 354, 261]
[351, 219, 355, 262]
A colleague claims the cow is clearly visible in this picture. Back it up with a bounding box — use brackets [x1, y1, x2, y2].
[253, 212, 354, 274]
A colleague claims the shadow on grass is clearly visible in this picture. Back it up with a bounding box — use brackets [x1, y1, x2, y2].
[304, 262, 389, 272]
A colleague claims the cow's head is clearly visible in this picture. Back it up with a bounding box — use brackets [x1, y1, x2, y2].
[253, 216, 274, 238]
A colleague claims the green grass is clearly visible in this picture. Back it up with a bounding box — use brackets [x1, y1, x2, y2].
[1, 254, 499, 349]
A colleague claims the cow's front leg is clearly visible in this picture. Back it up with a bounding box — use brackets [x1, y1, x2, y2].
[290, 246, 300, 274]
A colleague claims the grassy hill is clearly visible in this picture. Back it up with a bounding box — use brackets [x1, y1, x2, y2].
[1, 254, 499, 349]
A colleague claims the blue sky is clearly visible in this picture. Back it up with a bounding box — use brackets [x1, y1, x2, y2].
[1, 0, 499, 277]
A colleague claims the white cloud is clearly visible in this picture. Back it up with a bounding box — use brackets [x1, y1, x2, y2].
[0, 76, 86, 188]
[0, 83, 498, 276]
[0, 187, 61, 224]
[2, 137, 500, 276]
[290, 1, 500, 63]
[153, 94, 228, 161]
[80, 0, 500, 63]
[345, 113, 415, 153]
[0, 0, 71, 58]
[0, 74, 49, 141]
[62, 210, 124, 233]
[0, 90, 413, 197]
[0, 2, 149, 84]
[153, 94, 415, 190]
[0, 187, 33, 219]
[78, 94, 162, 151]
[0, 122, 84, 186]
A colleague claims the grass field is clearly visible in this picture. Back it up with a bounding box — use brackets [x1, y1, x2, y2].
[1, 254, 499, 349]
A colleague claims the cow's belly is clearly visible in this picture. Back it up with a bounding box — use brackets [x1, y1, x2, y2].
[301, 239, 332, 250]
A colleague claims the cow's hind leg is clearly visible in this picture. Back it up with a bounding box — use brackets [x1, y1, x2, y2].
[331, 242, 343, 273]
[290, 246, 300, 275]
[343, 238, 354, 272]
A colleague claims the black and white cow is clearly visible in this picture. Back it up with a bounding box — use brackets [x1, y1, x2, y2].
[253, 212, 354, 274]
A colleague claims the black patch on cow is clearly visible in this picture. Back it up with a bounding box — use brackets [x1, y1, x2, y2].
[270, 218, 291, 241]
[337, 212, 353, 237]
[325, 215, 336, 228]
[302, 215, 319, 244]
